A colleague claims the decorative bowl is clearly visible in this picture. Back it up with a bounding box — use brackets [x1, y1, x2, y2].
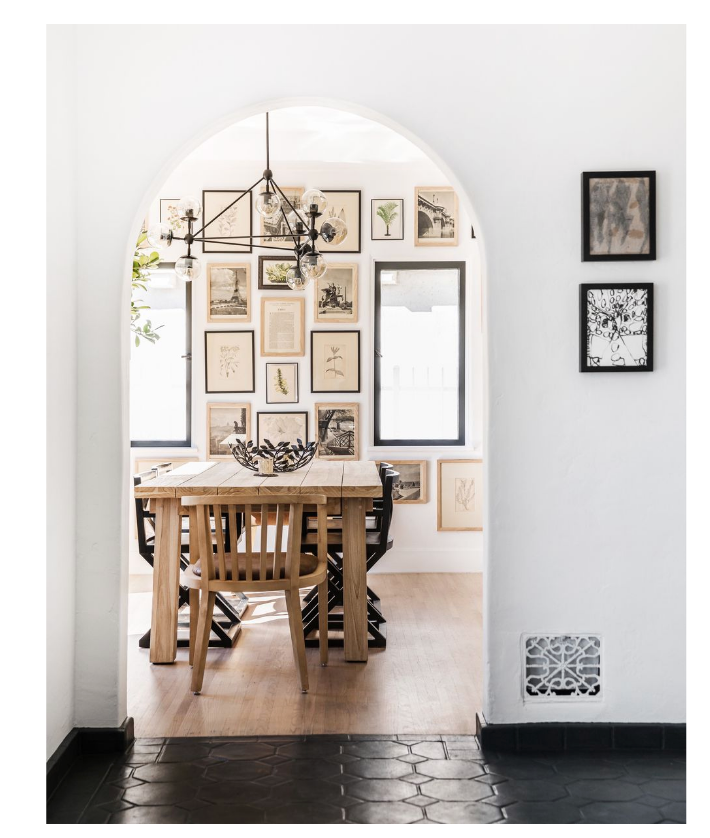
[228, 438, 317, 474]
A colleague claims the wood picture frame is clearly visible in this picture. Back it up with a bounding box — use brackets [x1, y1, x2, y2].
[258, 255, 298, 290]
[371, 198, 404, 240]
[415, 186, 458, 246]
[201, 189, 253, 253]
[265, 362, 299, 404]
[310, 330, 361, 393]
[260, 297, 305, 357]
[378, 460, 428, 504]
[314, 263, 358, 324]
[317, 190, 361, 253]
[256, 411, 309, 447]
[437, 458, 483, 531]
[315, 402, 359, 460]
[204, 330, 255, 393]
[206, 263, 250, 322]
[206, 402, 251, 460]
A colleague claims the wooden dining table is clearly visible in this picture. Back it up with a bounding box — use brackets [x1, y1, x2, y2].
[134, 458, 382, 665]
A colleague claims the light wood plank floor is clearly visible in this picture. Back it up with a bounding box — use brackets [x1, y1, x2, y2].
[128, 573, 482, 737]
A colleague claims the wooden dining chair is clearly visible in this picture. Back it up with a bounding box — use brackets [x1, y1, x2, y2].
[181, 494, 329, 695]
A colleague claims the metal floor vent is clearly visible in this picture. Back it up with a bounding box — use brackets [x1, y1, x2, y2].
[524, 635, 601, 698]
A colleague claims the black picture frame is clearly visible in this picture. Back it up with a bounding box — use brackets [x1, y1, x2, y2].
[204, 330, 256, 393]
[371, 198, 404, 241]
[201, 189, 253, 254]
[579, 283, 654, 372]
[256, 411, 309, 446]
[265, 362, 299, 404]
[319, 190, 361, 253]
[582, 171, 656, 261]
[310, 330, 361, 394]
[257, 254, 298, 290]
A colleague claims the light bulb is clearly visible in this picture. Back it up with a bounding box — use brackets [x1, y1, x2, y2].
[147, 223, 173, 248]
[255, 190, 282, 219]
[176, 196, 202, 220]
[320, 216, 347, 245]
[175, 255, 201, 282]
[301, 253, 327, 281]
[286, 208, 309, 232]
[285, 265, 310, 291]
[301, 188, 328, 215]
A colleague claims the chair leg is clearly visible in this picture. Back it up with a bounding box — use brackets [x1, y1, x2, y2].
[284, 588, 309, 693]
[190, 591, 216, 695]
[188, 588, 199, 666]
[317, 579, 329, 666]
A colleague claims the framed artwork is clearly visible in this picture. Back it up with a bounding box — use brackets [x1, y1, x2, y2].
[204, 331, 255, 393]
[160, 198, 188, 239]
[582, 171, 656, 261]
[260, 186, 304, 242]
[206, 403, 251, 460]
[314, 263, 358, 323]
[379, 460, 428, 504]
[310, 330, 360, 393]
[256, 411, 309, 446]
[206, 263, 250, 322]
[315, 403, 359, 460]
[258, 255, 298, 290]
[317, 190, 361, 253]
[260, 297, 305, 357]
[265, 362, 299, 404]
[580, 283, 653, 372]
[201, 189, 252, 253]
[437, 459, 483, 531]
[371, 198, 404, 240]
[415, 186, 458, 246]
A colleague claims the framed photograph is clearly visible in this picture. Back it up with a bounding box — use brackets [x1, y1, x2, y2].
[256, 411, 309, 447]
[379, 460, 428, 504]
[415, 186, 458, 246]
[580, 283, 653, 372]
[206, 403, 251, 460]
[314, 263, 358, 323]
[160, 198, 188, 239]
[371, 198, 404, 240]
[201, 189, 252, 253]
[437, 459, 483, 531]
[310, 330, 360, 393]
[260, 186, 304, 242]
[582, 171, 656, 261]
[317, 190, 361, 253]
[261, 297, 305, 357]
[206, 263, 250, 322]
[204, 331, 255, 393]
[315, 403, 359, 460]
[265, 362, 299, 404]
[258, 255, 298, 290]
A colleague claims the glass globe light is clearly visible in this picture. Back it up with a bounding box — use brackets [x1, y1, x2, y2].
[255, 190, 282, 219]
[301, 252, 327, 281]
[320, 216, 347, 245]
[176, 196, 202, 220]
[286, 208, 309, 231]
[175, 255, 201, 282]
[285, 265, 310, 291]
[147, 223, 173, 248]
[301, 188, 328, 216]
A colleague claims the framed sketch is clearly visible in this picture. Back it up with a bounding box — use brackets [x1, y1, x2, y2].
[256, 411, 309, 446]
[206, 263, 250, 322]
[371, 198, 404, 240]
[580, 283, 653, 372]
[160, 198, 188, 239]
[201, 189, 252, 253]
[260, 186, 304, 242]
[582, 171, 656, 261]
[415, 186, 458, 246]
[314, 263, 358, 323]
[379, 460, 428, 504]
[317, 190, 361, 253]
[266, 362, 299, 404]
[258, 255, 298, 290]
[204, 331, 255, 393]
[206, 403, 251, 460]
[310, 330, 360, 393]
[261, 297, 305, 357]
[315, 403, 359, 460]
[437, 459, 483, 531]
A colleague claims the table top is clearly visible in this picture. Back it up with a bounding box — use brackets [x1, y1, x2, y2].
[134, 459, 382, 500]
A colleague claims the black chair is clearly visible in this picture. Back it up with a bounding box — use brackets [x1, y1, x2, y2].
[300, 468, 399, 649]
[133, 470, 245, 650]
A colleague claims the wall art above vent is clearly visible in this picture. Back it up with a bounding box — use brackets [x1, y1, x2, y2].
[524, 634, 601, 699]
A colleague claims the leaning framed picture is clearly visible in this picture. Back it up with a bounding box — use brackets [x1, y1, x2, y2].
[261, 297, 305, 357]
[580, 283, 654, 372]
[160, 198, 188, 239]
[256, 411, 309, 447]
[380, 460, 428, 504]
[206, 263, 250, 322]
[582, 171, 656, 261]
[314, 263, 358, 324]
[317, 190, 361, 253]
[371, 198, 404, 240]
[415, 186, 458, 246]
[315, 403, 359, 460]
[265, 362, 299, 404]
[310, 330, 360, 393]
[206, 403, 251, 460]
[201, 189, 252, 253]
[258, 255, 298, 290]
[437, 459, 483, 531]
[204, 330, 255, 393]
[260, 186, 304, 243]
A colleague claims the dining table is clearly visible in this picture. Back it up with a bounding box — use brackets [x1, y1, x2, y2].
[134, 458, 382, 665]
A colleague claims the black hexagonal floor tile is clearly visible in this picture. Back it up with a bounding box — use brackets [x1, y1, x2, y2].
[273, 758, 341, 780]
[348, 758, 414, 779]
[416, 759, 486, 779]
[503, 801, 582, 824]
[639, 779, 686, 801]
[427, 801, 503, 824]
[211, 742, 276, 760]
[204, 759, 272, 781]
[348, 778, 416, 802]
[566, 779, 643, 802]
[133, 762, 206, 783]
[266, 800, 345, 823]
[187, 804, 265, 823]
[581, 801, 662, 824]
[422, 778, 498, 803]
[122, 780, 199, 807]
[348, 801, 423, 824]
[197, 780, 272, 806]
[278, 740, 343, 759]
[410, 742, 447, 759]
[344, 741, 410, 759]
[110, 805, 188, 824]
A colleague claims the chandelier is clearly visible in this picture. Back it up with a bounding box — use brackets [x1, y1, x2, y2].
[147, 113, 347, 290]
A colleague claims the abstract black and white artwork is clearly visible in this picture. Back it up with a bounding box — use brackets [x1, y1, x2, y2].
[580, 284, 653, 372]
[582, 171, 656, 261]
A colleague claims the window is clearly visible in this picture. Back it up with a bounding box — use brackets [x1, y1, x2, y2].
[374, 261, 465, 446]
[130, 270, 192, 447]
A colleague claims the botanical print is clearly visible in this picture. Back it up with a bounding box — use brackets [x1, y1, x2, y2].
[388, 461, 427, 504]
[584, 286, 651, 370]
[315, 404, 358, 459]
[219, 345, 240, 378]
[455, 478, 476, 512]
[207, 264, 249, 321]
[266, 362, 298, 404]
[311, 331, 360, 393]
[437, 459, 483, 531]
[257, 412, 308, 446]
[588, 176, 651, 256]
[315, 265, 357, 323]
[318, 191, 361, 252]
[371, 199, 404, 240]
[260, 187, 304, 242]
[258, 255, 298, 289]
[324, 344, 345, 380]
[207, 403, 250, 460]
[205, 331, 255, 393]
[160, 199, 188, 238]
[202, 190, 252, 253]
[415, 187, 458, 245]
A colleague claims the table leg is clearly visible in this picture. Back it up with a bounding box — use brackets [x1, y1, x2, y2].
[342, 497, 368, 662]
[149, 498, 181, 663]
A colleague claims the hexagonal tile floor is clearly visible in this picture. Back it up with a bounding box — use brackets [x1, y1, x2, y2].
[46, 736, 686, 824]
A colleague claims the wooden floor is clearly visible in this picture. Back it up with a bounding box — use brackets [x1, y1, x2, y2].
[128, 573, 482, 737]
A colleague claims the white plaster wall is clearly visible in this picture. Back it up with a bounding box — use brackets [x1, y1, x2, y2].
[47, 24, 685, 736]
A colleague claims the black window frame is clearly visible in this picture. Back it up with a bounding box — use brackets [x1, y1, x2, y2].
[374, 260, 466, 447]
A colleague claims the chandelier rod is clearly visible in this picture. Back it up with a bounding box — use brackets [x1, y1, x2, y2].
[191, 173, 265, 238]
[271, 179, 310, 248]
[193, 240, 299, 253]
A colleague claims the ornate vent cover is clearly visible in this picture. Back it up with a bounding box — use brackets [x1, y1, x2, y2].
[524, 635, 601, 698]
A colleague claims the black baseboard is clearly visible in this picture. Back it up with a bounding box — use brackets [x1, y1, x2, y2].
[476, 714, 685, 752]
[47, 717, 134, 799]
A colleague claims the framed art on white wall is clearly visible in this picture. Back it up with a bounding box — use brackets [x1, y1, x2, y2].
[265, 362, 299, 404]
[315, 403, 359, 460]
[314, 264, 358, 323]
[437, 458, 483, 531]
[310, 330, 360, 393]
[206, 263, 250, 322]
[160, 198, 188, 239]
[204, 331, 255, 393]
[206, 403, 251, 460]
[258, 255, 298, 290]
[256, 411, 309, 446]
[381, 460, 428, 504]
[260, 186, 304, 243]
[261, 297, 305, 357]
[317, 190, 361, 253]
[202, 189, 252, 253]
[415, 186, 458, 246]
[371, 198, 404, 240]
